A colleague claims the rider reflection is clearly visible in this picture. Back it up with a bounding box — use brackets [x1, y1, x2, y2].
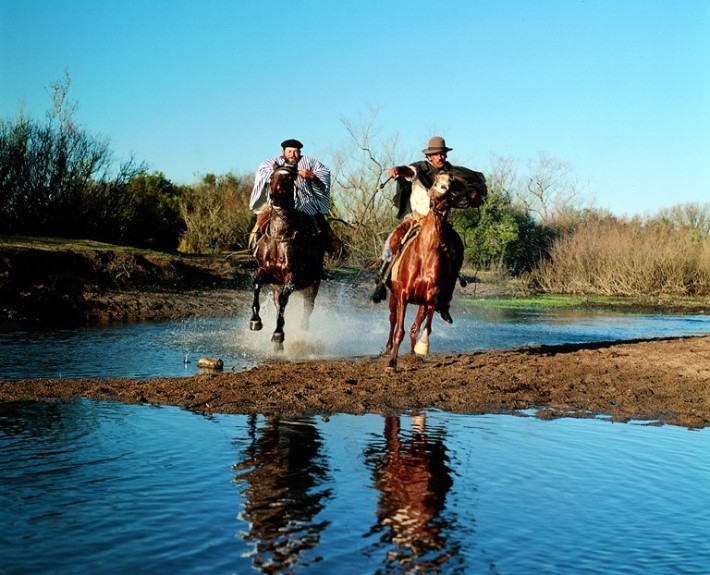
[232, 415, 332, 573]
[365, 414, 460, 572]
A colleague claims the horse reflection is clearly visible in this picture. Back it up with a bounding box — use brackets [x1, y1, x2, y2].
[232, 416, 332, 573]
[365, 414, 459, 572]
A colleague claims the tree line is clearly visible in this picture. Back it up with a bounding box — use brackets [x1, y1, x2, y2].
[2, 77, 709, 296]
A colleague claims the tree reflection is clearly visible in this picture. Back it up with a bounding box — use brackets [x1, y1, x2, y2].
[232, 415, 332, 573]
[365, 414, 462, 573]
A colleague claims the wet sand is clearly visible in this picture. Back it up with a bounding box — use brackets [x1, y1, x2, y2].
[2, 335, 709, 429]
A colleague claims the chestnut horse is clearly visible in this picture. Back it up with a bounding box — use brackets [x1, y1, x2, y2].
[249, 164, 325, 350]
[384, 171, 463, 371]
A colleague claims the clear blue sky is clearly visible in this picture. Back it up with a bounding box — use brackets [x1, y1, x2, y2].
[2, 0, 708, 217]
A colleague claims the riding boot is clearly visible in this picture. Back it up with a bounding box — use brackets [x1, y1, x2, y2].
[315, 214, 346, 259]
[371, 259, 390, 303]
[438, 306, 453, 324]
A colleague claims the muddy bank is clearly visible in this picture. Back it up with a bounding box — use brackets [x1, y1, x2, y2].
[2, 241, 709, 428]
[0, 243, 254, 327]
[2, 335, 709, 429]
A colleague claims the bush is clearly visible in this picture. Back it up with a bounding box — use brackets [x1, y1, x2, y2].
[178, 173, 253, 253]
[529, 215, 710, 296]
[0, 72, 145, 241]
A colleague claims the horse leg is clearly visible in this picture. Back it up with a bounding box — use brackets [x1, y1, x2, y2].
[414, 305, 435, 356]
[250, 272, 264, 331]
[300, 281, 321, 332]
[272, 282, 294, 348]
[411, 305, 428, 355]
[385, 289, 397, 353]
[387, 293, 408, 372]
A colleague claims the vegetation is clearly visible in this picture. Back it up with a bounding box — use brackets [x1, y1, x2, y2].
[178, 172, 253, 254]
[2, 78, 709, 298]
[529, 210, 710, 297]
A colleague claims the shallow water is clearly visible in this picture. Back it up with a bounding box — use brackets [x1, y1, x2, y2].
[1, 401, 708, 574]
[2, 286, 708, 573]
[0, 282, 708, 380]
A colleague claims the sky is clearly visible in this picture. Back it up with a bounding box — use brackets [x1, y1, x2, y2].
[2, 0, 709, 217]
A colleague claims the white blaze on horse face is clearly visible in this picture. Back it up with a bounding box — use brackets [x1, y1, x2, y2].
[431, 173, 451, 196]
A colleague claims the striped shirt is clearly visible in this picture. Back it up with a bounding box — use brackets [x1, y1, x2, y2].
[249, 155, 331, 215]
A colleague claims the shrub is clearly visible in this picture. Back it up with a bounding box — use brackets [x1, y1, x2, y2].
[529, 216, 710, 296]
[178, 173, 253, 253]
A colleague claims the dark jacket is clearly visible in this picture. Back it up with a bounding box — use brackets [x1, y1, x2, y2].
[392, 160, 487, 219]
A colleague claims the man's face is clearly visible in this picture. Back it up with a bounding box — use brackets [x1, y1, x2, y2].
[427, 152, 447, 169]
[282, 147, 302, 165]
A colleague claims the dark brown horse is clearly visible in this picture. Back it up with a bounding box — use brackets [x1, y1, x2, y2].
[249, 164, 325, 350]
[384, 171, 462, 371]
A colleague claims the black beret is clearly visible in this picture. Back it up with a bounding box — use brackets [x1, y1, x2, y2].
[280, 139, 303, 149]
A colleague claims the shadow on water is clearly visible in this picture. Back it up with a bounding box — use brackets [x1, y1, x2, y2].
[362, 414, 466, 573]
[0, 281, 708, 381]
[232, 416, 333, 573]
[2, 401, 710, 574]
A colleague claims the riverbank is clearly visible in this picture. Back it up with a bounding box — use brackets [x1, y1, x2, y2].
[2, 238, 709, 429]
[2, 335, 709, 429]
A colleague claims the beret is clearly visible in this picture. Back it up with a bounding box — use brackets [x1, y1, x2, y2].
[280, 139, 303, 149]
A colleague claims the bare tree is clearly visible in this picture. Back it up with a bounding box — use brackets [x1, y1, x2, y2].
[330, 107, 401, 265]
[517, 152, 586, 227]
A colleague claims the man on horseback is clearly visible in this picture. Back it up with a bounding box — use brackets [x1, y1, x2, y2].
[249, 138, 344, 258]
[371, 136, 487, 323]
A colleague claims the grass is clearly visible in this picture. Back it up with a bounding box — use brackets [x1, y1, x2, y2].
[0, 234, 145, 252]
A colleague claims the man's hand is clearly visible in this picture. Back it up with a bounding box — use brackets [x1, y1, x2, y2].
[388, 166, 414, 179]
[298, 168, 316, 180]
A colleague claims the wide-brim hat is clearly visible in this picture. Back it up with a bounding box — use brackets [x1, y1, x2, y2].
[422, 136, 452, 155]
[281, 138, 303, 149]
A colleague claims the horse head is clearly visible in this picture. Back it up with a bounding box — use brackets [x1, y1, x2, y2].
[268, 163, 298, 209]
[428, 171, 455, 215]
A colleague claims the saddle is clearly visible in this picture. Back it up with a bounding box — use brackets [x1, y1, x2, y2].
[390, 223, 422, 282]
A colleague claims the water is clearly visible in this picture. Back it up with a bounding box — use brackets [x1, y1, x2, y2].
[1, 282, 708, 380]
[1, 287, 708, 573]
[1, 402, 708, 574]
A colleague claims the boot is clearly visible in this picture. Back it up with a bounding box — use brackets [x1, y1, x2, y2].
[316, 214, 346, 258]
[371, 259, 390, 303]
[438, 306, 453, 324]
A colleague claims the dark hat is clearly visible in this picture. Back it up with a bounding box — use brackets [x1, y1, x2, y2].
[281, 139, 303, 149]
[422, 136, 452, 155]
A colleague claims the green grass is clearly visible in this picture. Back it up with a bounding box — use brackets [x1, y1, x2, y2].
[0, 234, 135, 251]
[463, 293, 589, 309]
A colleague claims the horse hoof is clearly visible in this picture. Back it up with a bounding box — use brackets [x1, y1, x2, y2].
[250, 320, 263, 331]
[414, 342, 429, 356]
[271, 333, 284, 344]
[385, 363, 397, 373]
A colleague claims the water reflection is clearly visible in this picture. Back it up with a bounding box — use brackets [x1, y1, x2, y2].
[232, 415, 332, 572]
[365, 414, 464, 573]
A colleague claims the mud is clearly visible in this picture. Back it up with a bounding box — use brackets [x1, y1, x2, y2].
[2, 336, 709, 429]
[2, 244, 709, 428]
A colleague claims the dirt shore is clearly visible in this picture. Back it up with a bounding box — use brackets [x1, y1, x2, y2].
[2, 242, 710, 428]
[2, 336, 709, 429]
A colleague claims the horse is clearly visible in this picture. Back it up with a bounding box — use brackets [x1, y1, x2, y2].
[249, 164, 325, 350]
[383, 171, 463, 371]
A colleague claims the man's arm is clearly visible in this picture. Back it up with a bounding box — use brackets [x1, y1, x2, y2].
[295, 156, 331, 215]
[249, 156, 280, 211]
